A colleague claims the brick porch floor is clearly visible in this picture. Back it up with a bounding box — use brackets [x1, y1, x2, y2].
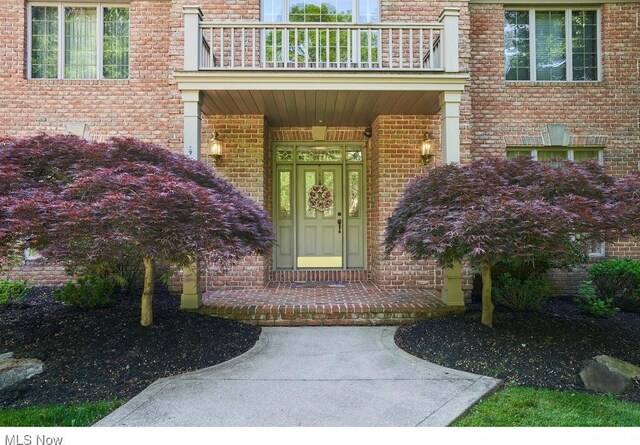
[198, 281, 464, 326]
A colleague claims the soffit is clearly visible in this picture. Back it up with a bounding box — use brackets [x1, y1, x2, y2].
[201, 89, 442, 127]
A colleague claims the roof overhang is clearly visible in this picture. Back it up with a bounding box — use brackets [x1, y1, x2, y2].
[174, 71, 469, 127]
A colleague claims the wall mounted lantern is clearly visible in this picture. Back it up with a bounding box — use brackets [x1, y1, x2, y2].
[209, 130, 223, 166]
[421, 131, 435, 165]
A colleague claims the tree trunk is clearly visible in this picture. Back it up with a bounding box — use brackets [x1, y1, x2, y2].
[480, 262, 494, 328]
[140, 256, 155, 327]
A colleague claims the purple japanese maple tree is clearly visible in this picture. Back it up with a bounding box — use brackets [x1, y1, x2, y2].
[384, 156, 624, 328]
[1, 134, 274, 326]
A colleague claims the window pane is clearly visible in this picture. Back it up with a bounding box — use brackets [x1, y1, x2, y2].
[358, 0, 379, 23]
[276, 146, 293, 162]
[297, 147, 342, 162]
[572, 11, 598, 81]
[103, 8, 129, 79]
[535, 11, 566, 81]
[289, 1, 352, 22]
[537, 150, 569, 162]
[506, 149, 533, 160]
[262, 0, 284, 22]
[305, 171, 317, 218]
[279, 171, 292, 219]
[573, 150, 600, 162]
[287, 1, 352, 64]
[322, 170, 335, 217]
[65, 7, 97, 79]
[348, 170, 360, 218]
[31, 6, 58, 78]
[346, 148, 363, 162]
[505, 10, 530, 80]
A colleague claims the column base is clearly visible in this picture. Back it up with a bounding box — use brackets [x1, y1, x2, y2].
[442, 262, 465, 307]
[180, 262, 202, 309]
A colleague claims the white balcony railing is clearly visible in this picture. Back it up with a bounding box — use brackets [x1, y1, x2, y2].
[183, 6, 459, 73]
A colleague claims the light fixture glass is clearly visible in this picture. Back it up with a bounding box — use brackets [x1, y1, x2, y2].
[421, 131, 434, 165]
[209, 130, 223, 165]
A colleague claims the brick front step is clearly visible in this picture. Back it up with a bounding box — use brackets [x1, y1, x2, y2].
[269, 269, 370, 282]
[196, 304, 464, 326]
[197, 281, 463, 326]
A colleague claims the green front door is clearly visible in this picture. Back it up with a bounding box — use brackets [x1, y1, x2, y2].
[296, 164, 343, 268]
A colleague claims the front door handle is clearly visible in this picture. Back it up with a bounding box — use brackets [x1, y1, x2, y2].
[337, 218, 342, 234]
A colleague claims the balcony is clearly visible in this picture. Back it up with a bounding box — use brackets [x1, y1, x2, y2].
[176, 6, 466, 131]
[183, 7, 461, 74]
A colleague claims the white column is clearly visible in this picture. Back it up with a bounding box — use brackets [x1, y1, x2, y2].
[181, 89, 203, 309]
[439, 91, 461, 164]
[439, 8, 460, 73]
[439, 90, 464, 307]
[183, 6, 203, 71]
[182, 90, 202, 160]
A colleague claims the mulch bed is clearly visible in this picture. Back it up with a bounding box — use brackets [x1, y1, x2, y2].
[0, 288, 261, 408]
[395, 298, 640, 404]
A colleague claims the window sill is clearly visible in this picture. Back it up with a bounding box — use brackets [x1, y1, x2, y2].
[26, 78, 131, 85]
[505, 80, 603, 87]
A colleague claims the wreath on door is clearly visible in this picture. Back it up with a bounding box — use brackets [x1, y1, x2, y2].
[308, 184, 333, 212]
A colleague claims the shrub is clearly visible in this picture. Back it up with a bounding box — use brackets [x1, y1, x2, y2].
[493, 273, 551, 312]
[54, 276, 115, 309]
[575, 281, 620, 318]
[81, 249, 144, 298]
[587, 259, 640, 312]
[0, 280, 30, 307]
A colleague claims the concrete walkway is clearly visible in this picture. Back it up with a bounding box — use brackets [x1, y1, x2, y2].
[95, 327, 501, 427]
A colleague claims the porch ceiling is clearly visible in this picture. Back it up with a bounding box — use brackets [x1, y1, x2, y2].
[175, 71, 469, 127]
[201, 90, 442, 127]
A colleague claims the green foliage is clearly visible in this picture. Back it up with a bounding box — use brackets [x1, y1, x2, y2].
[0, 280, 30, 307]
[453, 386, 640, 427]
[493, 273, 551, 312]
[0, 400, 122, 427]
[54, 275, 115, 309]
[80, 248, 144, 297]
[575, 281, 620, 318]
[587, 258, 640, 312]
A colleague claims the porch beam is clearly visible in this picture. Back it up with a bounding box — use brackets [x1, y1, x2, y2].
[180, 89, 203, 310]
[439, 90, 465, 307]
[174, 71, 469, 92]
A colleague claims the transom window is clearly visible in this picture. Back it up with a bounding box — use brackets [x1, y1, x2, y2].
[504, 9, 600, 82]
[262, 1, 379, 23]
[28, 3, 129, 80]
[507, 147, 605, 256]
[506, 147, 603, 164]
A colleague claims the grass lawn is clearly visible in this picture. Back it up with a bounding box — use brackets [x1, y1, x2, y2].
[0, 400, 123, 427]
[454, 386, 640, 427]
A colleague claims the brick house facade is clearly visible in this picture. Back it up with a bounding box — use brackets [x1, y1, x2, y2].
[1, 0, 639, 308]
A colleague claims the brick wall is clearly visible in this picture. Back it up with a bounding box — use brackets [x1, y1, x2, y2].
[0, 0, 176, 286]
[469, 3, 640, 170]
[368, 115, 444, 289]
[2, 260, 69, 287]
[0, 0, 174, 145]
[200, 115, 269, 290]
[469, 2, 640, 295]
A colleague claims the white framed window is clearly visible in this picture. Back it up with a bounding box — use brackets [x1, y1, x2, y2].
[261, 0, 379, 23]
[506, 147, 603, 164]
[23, 248, 43, 261]
[504, 8, 601, 82]
[507, 147, 605, 257]
[28, 2, 129, 80]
